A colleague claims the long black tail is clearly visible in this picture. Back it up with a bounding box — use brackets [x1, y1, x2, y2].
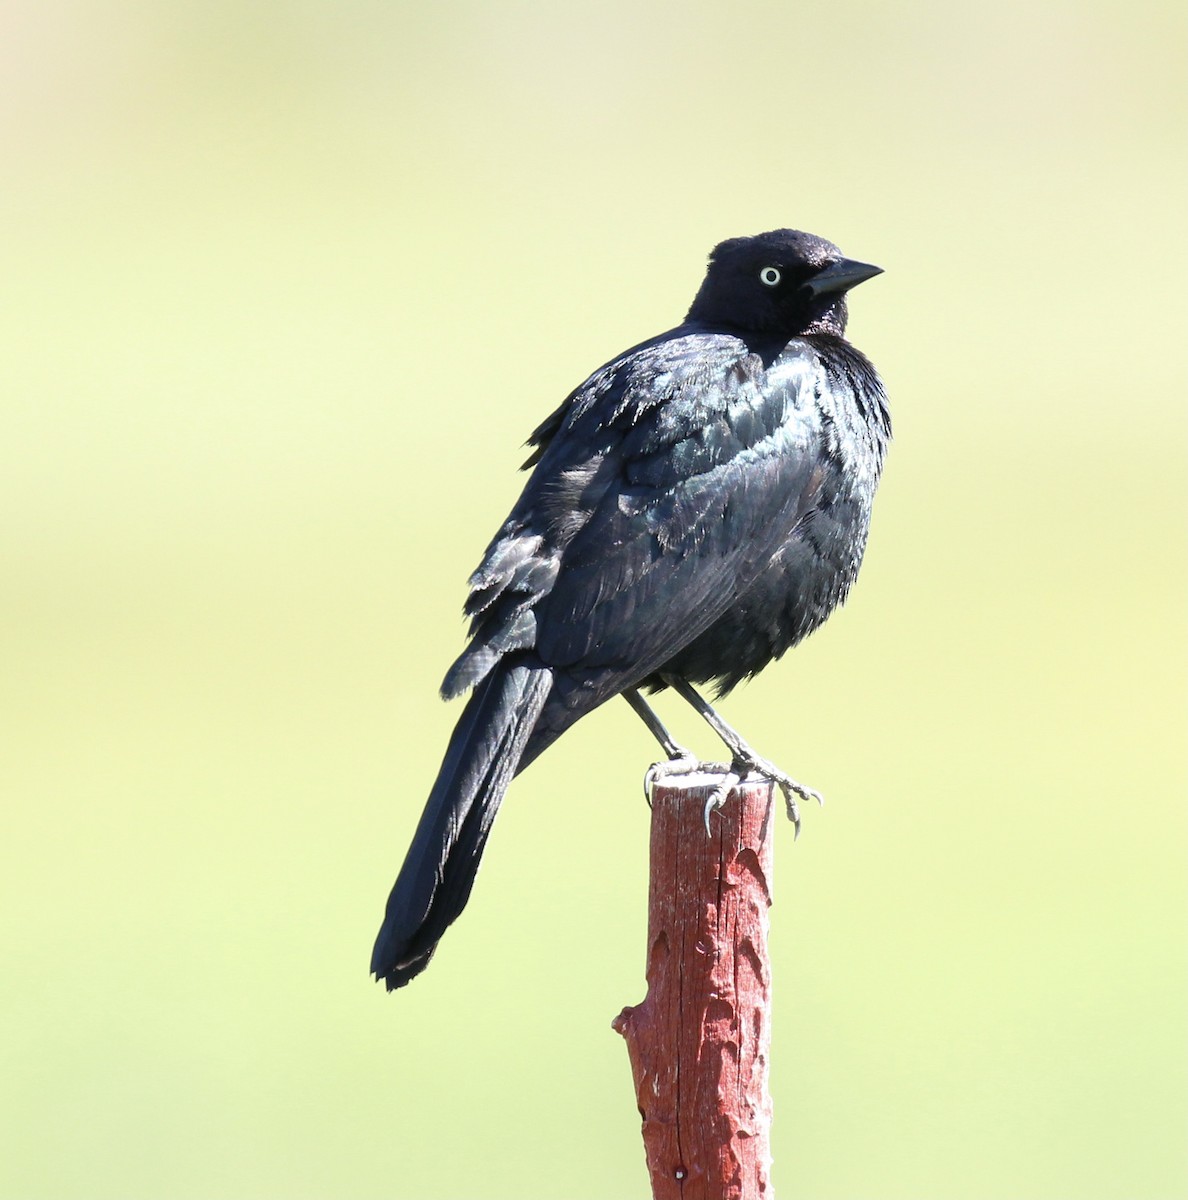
[371, 661, 553, 990]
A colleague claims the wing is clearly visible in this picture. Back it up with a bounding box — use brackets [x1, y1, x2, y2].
[441, 331, 830, 699]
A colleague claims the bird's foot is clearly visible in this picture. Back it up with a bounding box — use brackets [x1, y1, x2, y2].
[726, 749, 823, 839]
[645, 758, 761, 836]
[642, 750, 701, 805]
[644, 749, 821, 837]
[657, 676, 823, 837]
[647, 757, 738, 833]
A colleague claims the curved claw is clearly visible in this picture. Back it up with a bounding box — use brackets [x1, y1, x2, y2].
[642, 752, 700, 806]
[779, 777, 824, 839]
[780, 784, 803, 840]
[731, 763, 824, 840]
[642, 763, 658, 806]
[702, 771, 741, 835]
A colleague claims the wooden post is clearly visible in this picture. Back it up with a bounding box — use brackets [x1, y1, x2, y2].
[613, 772, 778, 1200]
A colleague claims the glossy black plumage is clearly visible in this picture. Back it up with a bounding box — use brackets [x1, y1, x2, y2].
[372, 229, 890, 989]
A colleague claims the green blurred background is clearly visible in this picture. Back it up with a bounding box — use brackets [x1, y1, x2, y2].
[2, 2, 1185, 1197]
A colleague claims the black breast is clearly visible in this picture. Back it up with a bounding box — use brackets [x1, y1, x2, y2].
[653, 334, 889, 694]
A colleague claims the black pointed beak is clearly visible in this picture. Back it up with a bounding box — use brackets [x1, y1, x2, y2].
[802, 258, 884, 299]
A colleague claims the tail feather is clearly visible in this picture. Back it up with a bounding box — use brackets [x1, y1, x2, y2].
[371, 662, 553, 990]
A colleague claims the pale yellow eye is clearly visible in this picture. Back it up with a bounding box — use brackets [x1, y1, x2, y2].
[759, 266, 781, 286]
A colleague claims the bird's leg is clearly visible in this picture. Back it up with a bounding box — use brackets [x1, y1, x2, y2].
[624, 688, 690, 759]
[661, 674, 824, 837]
[622, 688, 707, 805]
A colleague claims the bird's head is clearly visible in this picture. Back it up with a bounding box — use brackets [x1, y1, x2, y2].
[686, 229, 882, 339]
